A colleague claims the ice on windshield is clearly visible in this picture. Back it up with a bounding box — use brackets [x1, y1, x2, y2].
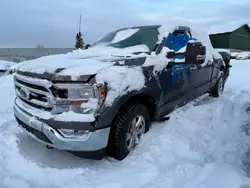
[110, 28, 140, 44]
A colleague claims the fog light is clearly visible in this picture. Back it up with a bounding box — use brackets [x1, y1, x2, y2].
[58, 129, 90, 139]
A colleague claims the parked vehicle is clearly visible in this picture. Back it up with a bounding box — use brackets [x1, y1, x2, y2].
[236, 52, 250, 60]
[216, 49, 232, 83]
[12, 25, 227, 160]
[0, 60, 16, 77]
[230, 52, 239, 59]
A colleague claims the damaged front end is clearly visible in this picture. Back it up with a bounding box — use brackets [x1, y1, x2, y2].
[13, 73, 110, 154]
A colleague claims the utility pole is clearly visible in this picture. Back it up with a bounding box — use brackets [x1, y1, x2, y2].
[79, 15, 81, 33]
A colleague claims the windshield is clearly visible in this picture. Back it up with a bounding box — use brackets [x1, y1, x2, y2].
[92, 27, 159, 52]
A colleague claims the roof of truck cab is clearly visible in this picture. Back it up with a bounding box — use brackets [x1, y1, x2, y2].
[118, 25, 162, 30]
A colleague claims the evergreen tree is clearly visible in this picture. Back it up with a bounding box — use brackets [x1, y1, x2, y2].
[75, 32, 84, 49]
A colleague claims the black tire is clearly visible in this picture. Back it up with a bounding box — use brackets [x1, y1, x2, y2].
[210, 71, 225, 98]
[106, 104, 150, 161]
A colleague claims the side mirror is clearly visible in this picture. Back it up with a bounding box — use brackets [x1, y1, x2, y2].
[185, 42, 206, 64]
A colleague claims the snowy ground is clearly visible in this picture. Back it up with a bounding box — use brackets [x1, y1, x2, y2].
[1, 60, 250, 187]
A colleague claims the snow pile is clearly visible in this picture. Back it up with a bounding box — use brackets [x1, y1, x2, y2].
[56, 59, 114, 81]
[96, 66, 145, 106]
[110, 28, 139, 44]
[185, 163, 244, 188]
[53, 111, 95, 122]
[143, 47, 170, 73]
[231, 52, 239, 58]
[215, 48, 231, 53]
[190, 27, 222, 64]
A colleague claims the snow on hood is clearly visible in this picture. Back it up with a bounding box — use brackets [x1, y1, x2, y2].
[13, 45, 149, 80]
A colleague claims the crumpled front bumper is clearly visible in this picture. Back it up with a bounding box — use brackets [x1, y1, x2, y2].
[14, 100, 110, 152]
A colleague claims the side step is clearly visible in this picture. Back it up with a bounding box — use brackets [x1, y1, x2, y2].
[156, 93, 210, 122]
[157, 116, 170, 122]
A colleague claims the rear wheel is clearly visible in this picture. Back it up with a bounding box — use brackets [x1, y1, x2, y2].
[210, 72, 225, 98]
[106, 104, 150, 160]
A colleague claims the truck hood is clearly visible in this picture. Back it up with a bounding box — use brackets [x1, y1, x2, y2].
[13, 45, 149, 82]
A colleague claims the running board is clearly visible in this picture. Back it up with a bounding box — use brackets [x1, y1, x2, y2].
[193, 93, 210, 106]
[156, 93, 210, 122]
[157, 116, 170, 122]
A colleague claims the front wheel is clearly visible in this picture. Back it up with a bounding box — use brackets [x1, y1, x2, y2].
[210, 72, 225, 98]
[106, 104, 150, 160]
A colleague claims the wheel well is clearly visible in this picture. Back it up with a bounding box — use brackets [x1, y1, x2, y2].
[121, 94, 156, 120]
[220, 65, 225, 71]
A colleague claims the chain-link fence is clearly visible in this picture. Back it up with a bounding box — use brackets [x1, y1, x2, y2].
[0, 48, 74, 62]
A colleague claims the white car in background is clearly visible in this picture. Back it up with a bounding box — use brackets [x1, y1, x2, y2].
[0, 60, 16, 77]
[236, 52, 250, 60]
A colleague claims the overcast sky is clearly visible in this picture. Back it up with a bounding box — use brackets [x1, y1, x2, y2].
[0, 0, 249, 48]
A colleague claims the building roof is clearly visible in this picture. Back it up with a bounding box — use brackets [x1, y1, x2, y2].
[209, 24, 250, 35]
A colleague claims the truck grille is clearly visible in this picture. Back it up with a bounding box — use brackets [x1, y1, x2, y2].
[14, 74, 54, 111]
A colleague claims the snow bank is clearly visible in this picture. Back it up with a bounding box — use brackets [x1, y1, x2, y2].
[95, 66, 145, 106]
[185, 163, 245, 188]
[215, 48, 231, 53]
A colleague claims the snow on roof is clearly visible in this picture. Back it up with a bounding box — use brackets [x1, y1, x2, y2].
[209, 24, 250, 35]
[145, 25, 222, 68]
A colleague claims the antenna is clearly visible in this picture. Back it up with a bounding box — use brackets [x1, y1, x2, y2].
[79, 15, 82, 33]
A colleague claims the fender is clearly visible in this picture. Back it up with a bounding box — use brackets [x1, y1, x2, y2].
[95, 86, 159, 129]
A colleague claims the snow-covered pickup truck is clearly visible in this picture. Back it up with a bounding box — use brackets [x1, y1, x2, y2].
[12, 25, 226, 160]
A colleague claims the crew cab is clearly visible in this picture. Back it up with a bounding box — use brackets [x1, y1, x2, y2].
[12, 25, 227, 160]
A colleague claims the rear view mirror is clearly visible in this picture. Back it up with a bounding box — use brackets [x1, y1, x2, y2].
[185, 42, 206, 64]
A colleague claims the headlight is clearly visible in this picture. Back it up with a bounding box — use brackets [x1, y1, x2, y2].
[53, 83, 106, 114]
[68, 88, 94, 100]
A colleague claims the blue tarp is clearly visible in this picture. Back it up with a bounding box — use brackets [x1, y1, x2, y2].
[165, 33, 197, 59]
